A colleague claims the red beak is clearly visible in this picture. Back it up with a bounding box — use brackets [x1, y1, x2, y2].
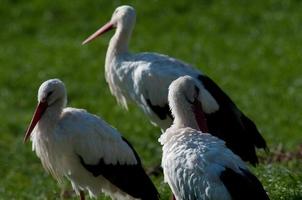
[23, 101, 48, 143]
[192, 99, 208, 132]
[82, 22, 114, 45]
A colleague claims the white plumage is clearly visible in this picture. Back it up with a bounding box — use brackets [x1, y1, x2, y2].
[159, 76, 269, 200]
[82, 5, 267, 165]
[83, 5, 218, 131]
[24, 79, 159, 200]
[160, 128, 240, 200]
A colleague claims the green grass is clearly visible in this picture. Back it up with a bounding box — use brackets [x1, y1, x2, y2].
[1, 0, 302, 199]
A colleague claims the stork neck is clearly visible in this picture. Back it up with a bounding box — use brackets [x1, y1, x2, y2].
[173, 116, 200, 131]
[172, 103, 200, 131]
[106, 26, 131, 65]
[39, 99, 65, 131]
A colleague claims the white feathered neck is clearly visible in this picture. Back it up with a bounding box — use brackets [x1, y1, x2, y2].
[31, 80, 68, 183]
[105, 6, 136, 109]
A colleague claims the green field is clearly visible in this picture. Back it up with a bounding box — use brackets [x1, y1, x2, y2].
[1, 0, 301, 199]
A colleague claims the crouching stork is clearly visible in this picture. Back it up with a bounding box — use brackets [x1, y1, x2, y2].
[159, 76, 270, 200]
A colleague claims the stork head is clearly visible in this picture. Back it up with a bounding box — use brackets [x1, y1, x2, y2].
[38, 79, 66, 106]
[168, 76, 208, 132]
[110, 5, 136, 29]
[82, 5, 136, 45]
[24, 79, 66, 143]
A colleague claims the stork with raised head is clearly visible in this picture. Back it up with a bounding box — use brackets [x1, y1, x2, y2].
[82, 5, 267, 165]
[23, 79, 159, 200]
[159, 76, 270, 200]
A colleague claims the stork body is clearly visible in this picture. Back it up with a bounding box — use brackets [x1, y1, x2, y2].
[82, 5, 267, 165]
[24, 79, 159, 200]
[159, 76, 269, 200]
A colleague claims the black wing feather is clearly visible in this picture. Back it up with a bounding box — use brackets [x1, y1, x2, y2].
[146, 98, 173, 120]
[198, 75, 267, 165]
[220, 167, 270, 200]
[79, 137, 159, 200]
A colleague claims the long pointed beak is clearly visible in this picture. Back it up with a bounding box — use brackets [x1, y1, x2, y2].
[82, 22, 114, 45]
[192, 98, 208, 132]
[24, 101, 48, 143]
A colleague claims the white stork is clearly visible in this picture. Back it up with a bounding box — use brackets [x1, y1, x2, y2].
[82, 5, 267, 165]
[159, 76, 270, 200]
[23, 79, 159, 200]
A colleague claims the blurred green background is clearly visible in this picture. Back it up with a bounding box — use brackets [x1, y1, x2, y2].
[0, 0, 301, 199]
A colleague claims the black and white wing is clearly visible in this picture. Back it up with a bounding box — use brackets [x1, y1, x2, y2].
[220, 167, 270, 200]
[62, 108, 159, 200]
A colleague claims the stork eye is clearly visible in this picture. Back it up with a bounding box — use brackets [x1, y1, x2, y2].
[186, 86, 200, 104]
[194, 86, 200, 97]
[46, 91, 53, 98]
[185, 95, 194, 104]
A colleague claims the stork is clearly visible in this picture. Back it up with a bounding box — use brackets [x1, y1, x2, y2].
[82, 5, 267, 165]
[23, 79, 159, 200]
[159, 76, 270, 200]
